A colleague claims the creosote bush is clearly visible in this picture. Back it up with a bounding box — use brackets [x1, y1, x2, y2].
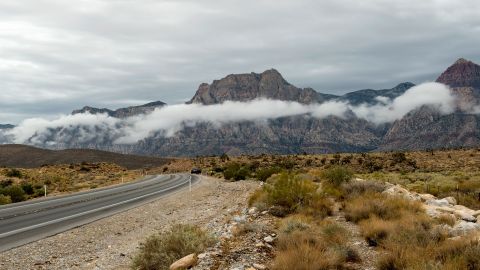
[265, 173, 317, 212]
[131, 224, 215, 270]
[223, 162, 251, 181]
[0, 194, 11, 205]
[321, 166, 353, 187]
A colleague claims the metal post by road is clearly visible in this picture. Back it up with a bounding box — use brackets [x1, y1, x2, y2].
[44, 185, 47, 197]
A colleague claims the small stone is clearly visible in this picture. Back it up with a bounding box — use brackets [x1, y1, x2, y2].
[248, 207, 258, 214]
[264, 236, 274, 243]
[170, 254, 197, 270]
[198, 253, 207, 259]
[253, 263, 267, 270]
[255, 242, 265, 248]
[233, 215, 247, 223]
[261, 210, 268, 215]
[444, 196, 457, 205]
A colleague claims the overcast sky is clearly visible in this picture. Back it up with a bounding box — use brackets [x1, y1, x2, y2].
[1, 0, 479, 124]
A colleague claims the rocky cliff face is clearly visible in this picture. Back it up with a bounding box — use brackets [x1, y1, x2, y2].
[188, 69, 337, 104]
[436, 58, 480, 88]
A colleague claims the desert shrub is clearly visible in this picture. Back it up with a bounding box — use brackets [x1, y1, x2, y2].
[434, 213, 456, 227]
[359, 217, 395, 246]
[21, 183, 34, 195]
[344, 192, 423, 223]
[299, 193, 334, 218]
[223, 162, 251, 181]
[255, 166, 282, 182]
[279, 215, 311, 234]
[0, 194, 11, 205]
[391, 152, 407, 164]
[233, 222, 261, 236]
[265, 173, 317, 212]
[321, 166, 353, 187]
[220, 153, 230, 162]
[247, 189, 268, 211]
[377, 234, 480, 270]
[341, 180, 385, 199]
[278, 159, 296, 170]
[131, 224, 215, 270]
[0, 185, 26, 203]
[273, 222, 358, 270]
[0, 179, 13, 188]
[5, 168, 22, 178]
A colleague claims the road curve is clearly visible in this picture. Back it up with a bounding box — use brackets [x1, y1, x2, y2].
[0, 173, 199, 252]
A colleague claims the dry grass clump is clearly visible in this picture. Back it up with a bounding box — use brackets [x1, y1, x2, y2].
[341, 180, 385, 199]
[342, 184, 480, 269]
[377, 237, 480, 270]
[131, 224, 215, 270]
[279, 215, 311, 234]
[272, 220, 359, 270]
[434, 213, 457, 227]
[344, 191, 423, 222]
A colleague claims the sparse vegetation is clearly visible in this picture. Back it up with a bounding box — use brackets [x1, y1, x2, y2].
[131, 224, 215, 270]
[321, 165, 353, 186]
[272, 220, 359, 270]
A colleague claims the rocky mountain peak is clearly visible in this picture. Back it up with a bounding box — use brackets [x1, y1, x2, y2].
[187, 69, 327, 105]
[436, 58, 480, 88]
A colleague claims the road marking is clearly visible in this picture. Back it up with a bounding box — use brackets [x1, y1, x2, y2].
[0, 175, 195, 239]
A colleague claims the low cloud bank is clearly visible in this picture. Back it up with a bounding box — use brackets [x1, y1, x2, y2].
[3, 82, 458, 145]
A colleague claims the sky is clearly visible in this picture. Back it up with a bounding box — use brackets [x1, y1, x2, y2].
[1, 0, 479, 124]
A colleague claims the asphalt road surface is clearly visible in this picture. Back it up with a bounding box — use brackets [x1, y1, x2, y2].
[0, 174, 199, 252]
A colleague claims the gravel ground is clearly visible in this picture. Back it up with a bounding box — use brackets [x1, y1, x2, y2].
[0, 176, 259, 270]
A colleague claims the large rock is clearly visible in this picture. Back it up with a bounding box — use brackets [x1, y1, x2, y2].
[382, 184, 420, 201]
[425, 198, 454, 207]
[450, 221, 480, 237]
[170, 254, 197, 270]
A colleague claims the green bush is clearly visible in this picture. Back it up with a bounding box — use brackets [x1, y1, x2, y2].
[132, 224, 215, 270]
[223, 162, 251, 181]
[322, 166, 353, 186]
[256, 167, 282, 181]
[265, 173, 317, 212]
[5, 168, 22, 178]
[0, 179, 13, 188]
[21, 183, 34, 195]
[0, 185, 26, 203]
[0, 194, 11, 205]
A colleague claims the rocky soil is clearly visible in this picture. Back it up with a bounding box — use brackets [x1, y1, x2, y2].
[0, 176, 258, 270]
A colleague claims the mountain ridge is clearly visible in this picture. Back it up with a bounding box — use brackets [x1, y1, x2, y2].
[7, 58, 480, 156]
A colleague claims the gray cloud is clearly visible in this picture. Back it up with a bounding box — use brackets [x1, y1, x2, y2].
[0, 0, 479, 123]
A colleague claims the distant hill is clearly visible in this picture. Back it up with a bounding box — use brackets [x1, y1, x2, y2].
[0, 144, 170, 169]
[0, 124, 14, 130]
[72, 101, 166, 118]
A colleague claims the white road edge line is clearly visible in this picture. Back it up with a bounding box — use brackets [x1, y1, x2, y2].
[0, 175, 193, 239]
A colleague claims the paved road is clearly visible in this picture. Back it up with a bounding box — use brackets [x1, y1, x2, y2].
[0, 174, 199, 252]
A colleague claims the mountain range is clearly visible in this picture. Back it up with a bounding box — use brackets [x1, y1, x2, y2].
[2, 58, 480, 156]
